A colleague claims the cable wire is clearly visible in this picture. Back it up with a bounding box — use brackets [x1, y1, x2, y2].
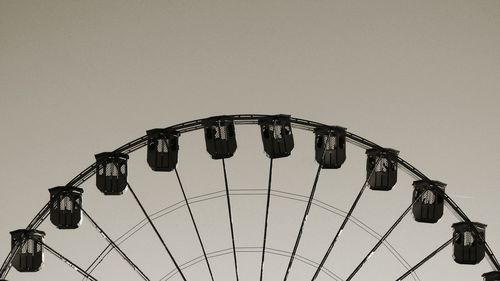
[127, 182, 187, 281]
[41, 241, 98, 281]
[396, 238, 452, 281]
[283, 163, 323, 281]
[311, 159, 381, 281]
[80, 206, 150, 281]
[175, 168, 216, 281]
[222, 158, 240, 281]
[345, 192, 425, 281]
[259, 158, 274, 281]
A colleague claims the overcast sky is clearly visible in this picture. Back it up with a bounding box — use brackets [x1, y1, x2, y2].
[1, 1, 500, 280]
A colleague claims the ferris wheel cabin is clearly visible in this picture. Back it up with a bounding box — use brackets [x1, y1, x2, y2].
[483, 271, 500, 281]
[48, 186, 83, 229]
[366, 148, 399, 191]
[146, 128, 179, 172]
[10, 230, 45, 272]
[203, 117, 237, 159]
[95, 152, 129, 195]
[412, 180, 446, 223]
[452, 222, 487, 265]
[258, 115, 294, 159]
[314, 125, 347, 169]
[1, 115, 499, 281]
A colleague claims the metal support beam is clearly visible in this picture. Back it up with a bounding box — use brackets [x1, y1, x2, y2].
[222, 158, 240, 281]
[80, 206, 151, 281]
[174, 168, 216, 281]
[345, 192, 425, 281]
[41, 241, 98, 281]
[127, 182, 187, 281]
[310, 159, 381, 281]
[396, 238, 452, 281]
[259, 158, 274, 281]
[283, 163, 323, 281]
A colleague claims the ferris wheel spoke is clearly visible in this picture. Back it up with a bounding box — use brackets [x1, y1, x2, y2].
[221, 158, 240, 281]
[345, 191, 425, 281]
[41, 241, 98, 281]
[174, 168, 216, 281]
[79, 206, 151, 281]
[127, 182, 188, 281]
[395, 238, 452, 281]
[283, 163, 323, 281]
[310, 158, 383, 281]
[2, 114, 499, 281]
[83, 243, 113, 279]
[259, 158, 274, 281]
[0, 240, 22, 279]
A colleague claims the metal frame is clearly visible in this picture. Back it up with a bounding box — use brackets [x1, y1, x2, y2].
[80, 187, 421, 281]
[1, 114, 498, 279]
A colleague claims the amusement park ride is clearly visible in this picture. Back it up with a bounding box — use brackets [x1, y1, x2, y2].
[0, 114, 499, 281]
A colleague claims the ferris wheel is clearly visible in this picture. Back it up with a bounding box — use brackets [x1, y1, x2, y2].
[0, 114, 499, 281]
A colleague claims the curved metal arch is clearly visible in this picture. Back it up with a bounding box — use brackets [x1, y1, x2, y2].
[159, 246, 344, 281]
[1, 114, 498, 278]
[82, 188, 420, 281]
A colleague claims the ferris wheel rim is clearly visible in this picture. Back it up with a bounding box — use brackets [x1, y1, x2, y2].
[81, 187, 420, 281]
[1, 113, 498, 279]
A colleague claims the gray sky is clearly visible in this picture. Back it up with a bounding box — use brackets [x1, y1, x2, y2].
[1, 1, 499, 280]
